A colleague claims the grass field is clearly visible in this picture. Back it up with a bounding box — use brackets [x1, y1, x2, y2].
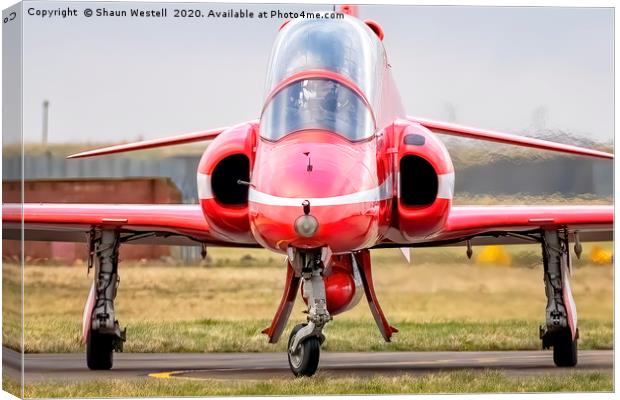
[3, 244, 613, 353]
[4, 371, 613, 397]
[3, 244, 613, 396]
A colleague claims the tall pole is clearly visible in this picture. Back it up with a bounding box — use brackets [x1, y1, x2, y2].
[42, 100, 49, 145]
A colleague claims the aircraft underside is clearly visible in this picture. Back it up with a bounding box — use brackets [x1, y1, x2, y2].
[81, 226, 579, 376]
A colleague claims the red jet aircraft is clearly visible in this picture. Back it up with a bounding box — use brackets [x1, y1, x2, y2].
[3, 7, 613, 377]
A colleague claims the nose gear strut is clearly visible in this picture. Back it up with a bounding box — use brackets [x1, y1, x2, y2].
[263, 246, 398, 376]
[287, 250, 331, 376]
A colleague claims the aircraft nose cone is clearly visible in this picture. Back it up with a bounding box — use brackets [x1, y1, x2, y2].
[255, 141, 375, 199]
[249, 133, 383, 253]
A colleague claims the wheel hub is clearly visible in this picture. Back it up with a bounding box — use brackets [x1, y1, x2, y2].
[289, 342, 304, 369]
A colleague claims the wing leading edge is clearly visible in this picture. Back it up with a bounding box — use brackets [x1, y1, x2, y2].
[379, 205, 613, 248]
[2, 203, 259, 247]
[66, 126, 228, 159]
[443, 205, 613, 239]
[407, 116, 613, 160]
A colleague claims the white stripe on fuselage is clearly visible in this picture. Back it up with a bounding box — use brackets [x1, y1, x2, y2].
[248, 177, 393, 207]
[198, 170, 454, 205]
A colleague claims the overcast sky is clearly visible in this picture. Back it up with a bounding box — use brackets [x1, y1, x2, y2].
[16, 2, 614, 144]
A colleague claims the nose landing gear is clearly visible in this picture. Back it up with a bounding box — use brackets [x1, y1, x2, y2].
[286, 251, 330, 377]
[264, 248, 396, 377]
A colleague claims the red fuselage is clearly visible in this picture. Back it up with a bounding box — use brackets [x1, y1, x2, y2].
[198, 15, 454, 253]
[249, 130, 390, 252]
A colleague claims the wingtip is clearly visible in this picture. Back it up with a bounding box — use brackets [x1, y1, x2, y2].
[64, 126, 230, 160]
[591, 150, 614, 160]
[66, 151, 94, 159]
[409, 116, 615, 161]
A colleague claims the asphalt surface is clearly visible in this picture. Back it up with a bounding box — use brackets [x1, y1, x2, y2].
[3, 347, 612, 382]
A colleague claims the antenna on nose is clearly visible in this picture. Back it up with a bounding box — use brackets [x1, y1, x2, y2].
[303, 152, 313, 172]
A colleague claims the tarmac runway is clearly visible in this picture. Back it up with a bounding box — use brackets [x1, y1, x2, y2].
[3, 347, 612, 383]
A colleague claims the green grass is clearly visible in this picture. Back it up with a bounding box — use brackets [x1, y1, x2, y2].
[4, 371, 612, 397]
[2, 262, 22, 354]
[3, 375, 22, 398]
[3, 246, 614, 396]
[19, 318, 612, 354]
[3, 246, 613, 353]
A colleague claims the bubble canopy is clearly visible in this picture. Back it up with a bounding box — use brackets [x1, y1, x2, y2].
[261, 78, 375, 141]
[260, 16, 386, 142]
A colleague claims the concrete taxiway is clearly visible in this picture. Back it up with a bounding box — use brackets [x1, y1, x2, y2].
[3, 347, 612, 382]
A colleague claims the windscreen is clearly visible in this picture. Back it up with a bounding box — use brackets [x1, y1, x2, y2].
[260, 78, 375, 142]
[265, 16, 386, 110]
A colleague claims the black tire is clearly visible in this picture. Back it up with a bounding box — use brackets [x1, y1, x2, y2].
[553, 329, 577, 367]
[86, 330, 114, 370]
[287, 324, 320, 377]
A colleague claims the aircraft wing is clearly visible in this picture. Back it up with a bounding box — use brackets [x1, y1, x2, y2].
[407, 116, 613, 159]
[380, 205, 613, 247]
[442, 205, 613, 240]
[2, 203, 259, 247]
[66, 126, 228, 159]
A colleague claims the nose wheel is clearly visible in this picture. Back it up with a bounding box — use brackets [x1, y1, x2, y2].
[287, 324, 321, 377]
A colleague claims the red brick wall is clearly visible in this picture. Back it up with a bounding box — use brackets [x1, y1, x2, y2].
[3, 178, 183, 263]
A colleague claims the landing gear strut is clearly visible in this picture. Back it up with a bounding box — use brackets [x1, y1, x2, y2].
[539, 229, 578, 367]
[287, 250, 330, 377]
[269, 248, 396, 377]
[84, 229, 125, 370]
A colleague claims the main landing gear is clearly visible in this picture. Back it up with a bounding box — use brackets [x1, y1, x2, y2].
[83, 229, 125, 370]
[539, 229, 578, 367]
